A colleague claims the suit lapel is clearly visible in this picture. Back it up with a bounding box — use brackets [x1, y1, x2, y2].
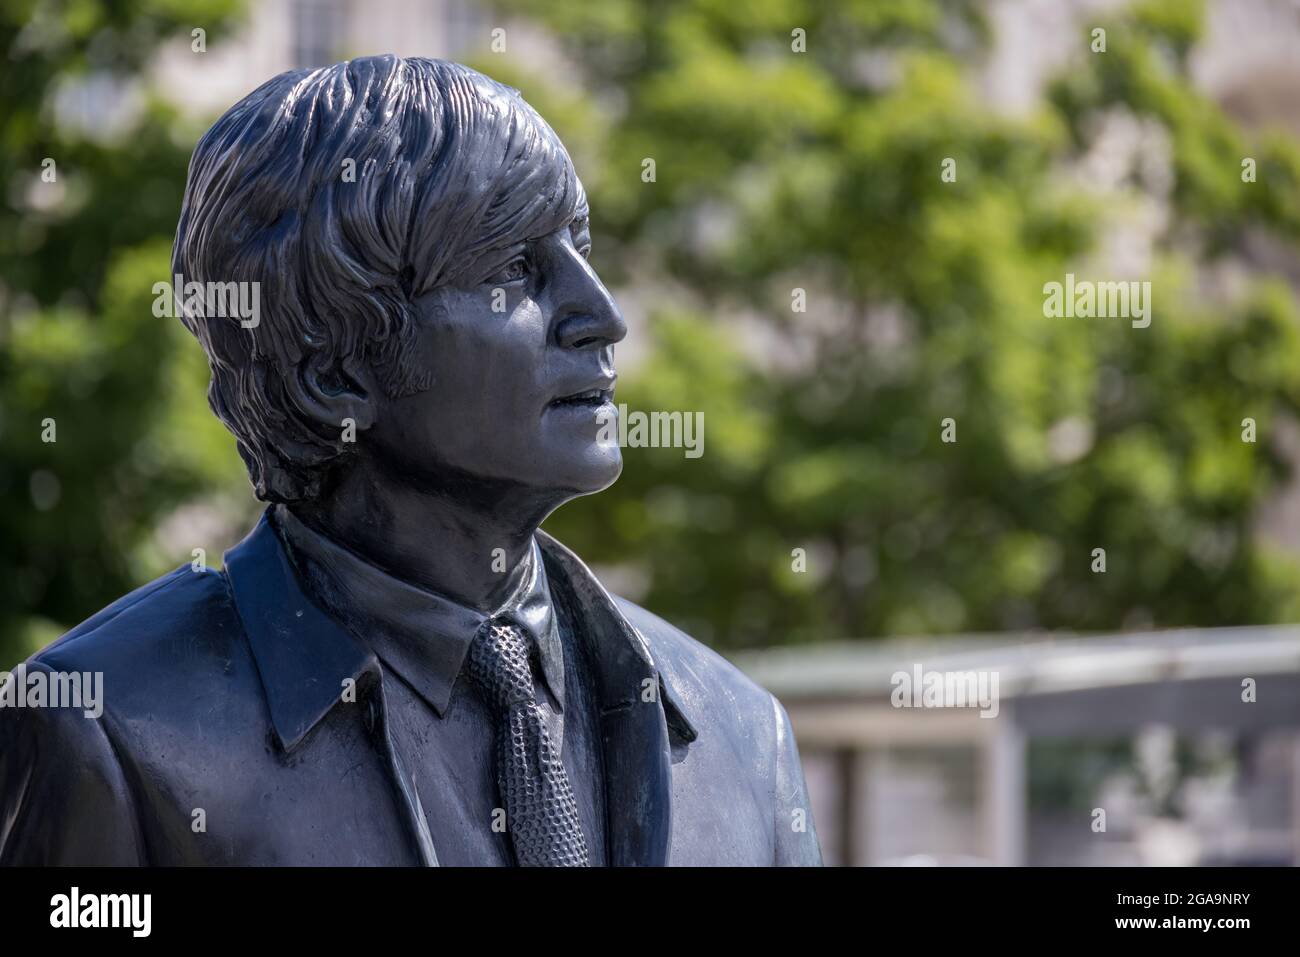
[538, 531, 680, 867]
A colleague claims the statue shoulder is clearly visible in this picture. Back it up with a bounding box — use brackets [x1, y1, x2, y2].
[23, 565, 240, 700]
[612, 596, 776, 713]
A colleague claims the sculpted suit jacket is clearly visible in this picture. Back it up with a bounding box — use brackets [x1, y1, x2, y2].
[0, 512, 822, 866]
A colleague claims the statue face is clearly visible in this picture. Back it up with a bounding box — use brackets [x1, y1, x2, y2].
[362, 213, 627, 499]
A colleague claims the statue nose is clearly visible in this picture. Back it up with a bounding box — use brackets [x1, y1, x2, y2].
[556, 279, 626, 351]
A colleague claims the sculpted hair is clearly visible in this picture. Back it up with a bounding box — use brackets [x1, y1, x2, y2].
[172, 55, 584, 502]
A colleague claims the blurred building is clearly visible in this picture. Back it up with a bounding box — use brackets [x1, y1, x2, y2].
[736, 627, 1300, 865]
[152, 0, 486, 114]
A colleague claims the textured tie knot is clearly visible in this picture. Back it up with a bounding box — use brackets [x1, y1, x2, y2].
[468, 620, 536, 712]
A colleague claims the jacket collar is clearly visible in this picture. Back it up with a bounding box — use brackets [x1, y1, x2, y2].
[224, 511, 697, 783]
[271, 504, 565, 716]
[225, 510, 697, 866]
[223, 510, 378, 753]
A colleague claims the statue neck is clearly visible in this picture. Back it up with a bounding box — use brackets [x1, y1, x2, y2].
[289, 462, 565, 613]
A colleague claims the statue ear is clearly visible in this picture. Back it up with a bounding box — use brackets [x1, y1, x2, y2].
[295, 352, 378, 432]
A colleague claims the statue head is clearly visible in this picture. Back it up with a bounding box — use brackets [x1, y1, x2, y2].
[173, 56, 625, 510]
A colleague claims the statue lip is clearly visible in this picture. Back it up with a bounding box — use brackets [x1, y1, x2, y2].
[548, 376, 617, 409]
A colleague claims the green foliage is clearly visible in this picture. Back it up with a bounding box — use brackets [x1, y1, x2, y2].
[489, 0, 1300, 648]
[0, 0, 243, 663]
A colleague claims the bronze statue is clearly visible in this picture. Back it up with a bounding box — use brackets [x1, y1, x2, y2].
[0, 56, 821, 866]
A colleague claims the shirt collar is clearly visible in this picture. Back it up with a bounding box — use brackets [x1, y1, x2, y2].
[272, 505, 565, 716]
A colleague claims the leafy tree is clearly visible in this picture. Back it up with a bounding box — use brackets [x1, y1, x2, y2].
[485, 0, 1300, 648]
[0, 0, 244, 665]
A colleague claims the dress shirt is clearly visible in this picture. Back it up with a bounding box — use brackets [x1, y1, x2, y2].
[272, 505, 607, 865]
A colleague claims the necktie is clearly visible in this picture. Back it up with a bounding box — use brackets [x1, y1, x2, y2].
[467, 619, 590, 866]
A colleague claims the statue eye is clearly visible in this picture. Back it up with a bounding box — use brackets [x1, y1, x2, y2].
[570, 217, 592, 259]
[488, 256, 529, 286]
